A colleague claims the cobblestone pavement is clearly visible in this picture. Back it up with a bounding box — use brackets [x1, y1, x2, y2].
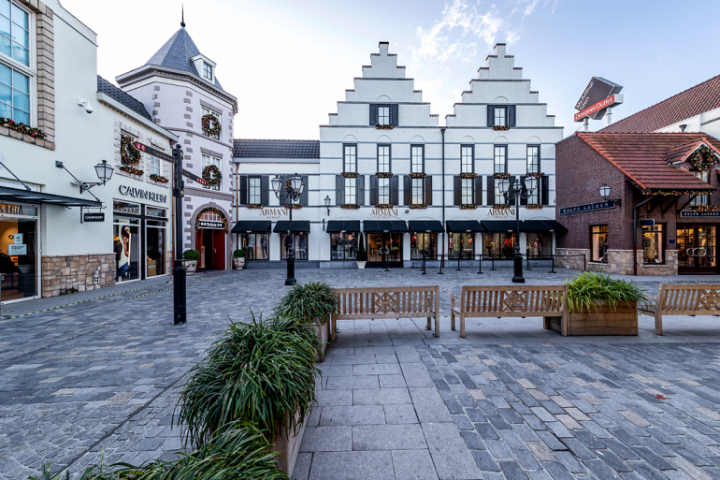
[1, 268, 720, 479]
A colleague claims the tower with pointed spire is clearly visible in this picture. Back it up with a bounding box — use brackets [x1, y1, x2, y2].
[117, 19, 238, 271]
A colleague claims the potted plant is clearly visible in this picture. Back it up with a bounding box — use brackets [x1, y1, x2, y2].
[233, 249, 246, 270]
[549, 271, 648, 336]
[356, 234, 367, 269]
[275, 282, 338, 361]
[183, 249, 200, 275]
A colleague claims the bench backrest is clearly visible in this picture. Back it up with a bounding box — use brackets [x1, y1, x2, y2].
[333, 286, 439, 318]
[460, 285, 567, 315]
[657, 284, 720, 315]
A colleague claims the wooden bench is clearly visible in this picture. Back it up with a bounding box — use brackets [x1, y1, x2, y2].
[451, 285, 568, 338]
[647, 284, 720, 335]
[331, 286, 440, 341]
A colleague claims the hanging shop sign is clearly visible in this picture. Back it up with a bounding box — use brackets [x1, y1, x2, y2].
[83, 212, 105, 222]
[132, 141, 174, 162]
[371, 207, 398, 218]
[560, 201, 615, 215]
[574, 76, 623, 121]
[679, 211, 720, 218]
[487, 207, 514, 219]
[118, 185, 168, 204]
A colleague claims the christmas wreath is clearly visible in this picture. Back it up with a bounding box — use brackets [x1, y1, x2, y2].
[202, 165, 222, 186]
[688, 145, 720, 171]
[121, 135, 141, 166]
[202, 114, 221, 136]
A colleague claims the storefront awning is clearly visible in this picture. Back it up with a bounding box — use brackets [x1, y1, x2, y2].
[363, 220, 408, 233]
[326, 220, 361, 233]
[481, 220, 532, 233]
[408, 220, 445, 233]
[525, 220, 568, 233]
[0, 186, 102, 207]
[446, 220, 484, 233]
[273, 220, 311, 233]
[231, 220, 271, 233]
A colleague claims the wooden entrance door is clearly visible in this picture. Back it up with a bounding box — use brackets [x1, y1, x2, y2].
[677, 225, 718, 274]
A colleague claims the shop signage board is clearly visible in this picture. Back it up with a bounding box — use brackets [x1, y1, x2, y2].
[371, 208, 399, 218]
[83, 212, 105, 222]
[132, 141, 174, 162]
[574, 76, 623, 121]
[119, 185, 168, 204]
[198, 219, 225, 229]
[487, 207, 514, 219]
[679, 211, 720, 218]
[261, 208, 288, 219]
[574, 94, 624, 122]
[560, 201, 615, 215]
[182, 169, 208, 186]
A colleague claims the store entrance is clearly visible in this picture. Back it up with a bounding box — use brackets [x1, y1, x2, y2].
[0, 215, 37, 301]
[196, 229, 225, 270]
[367, 233, 403, 268]
[677, 225, 718, 274]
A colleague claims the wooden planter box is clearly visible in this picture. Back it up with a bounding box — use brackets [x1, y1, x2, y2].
[547, 300, 638, 336]
[273, 409, 308, 477]
[313, 317, 329, 362]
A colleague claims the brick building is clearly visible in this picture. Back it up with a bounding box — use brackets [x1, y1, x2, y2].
[555, 132, 720, 275]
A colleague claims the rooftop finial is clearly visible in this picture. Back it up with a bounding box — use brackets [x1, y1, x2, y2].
[181, 4, 185, 27]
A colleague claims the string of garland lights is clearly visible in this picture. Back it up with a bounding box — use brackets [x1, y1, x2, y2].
[0, 117, 45, 138]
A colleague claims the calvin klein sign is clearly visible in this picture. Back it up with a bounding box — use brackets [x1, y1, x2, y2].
[119, 185, 168, 204]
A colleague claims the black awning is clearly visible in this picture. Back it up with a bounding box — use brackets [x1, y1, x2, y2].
[326, 220, 361, 233]
[273, 220, 311, 233]
[408, 220, 445, 233]
[525, 220, 568, 233]
[0, 186, 102, 207]
[481, 220, 532, 233]
[363, 220, 408, 233]
[446, 220, 484, 233]
[232, 220, 271, 233]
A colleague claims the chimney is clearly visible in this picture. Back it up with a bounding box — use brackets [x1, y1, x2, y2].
[494, 43, 506, 58]
[679, 124, 687, 132]
[379, 41, 389, 56]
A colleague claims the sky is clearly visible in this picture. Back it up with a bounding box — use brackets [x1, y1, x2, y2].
[62, 0, 720, 140]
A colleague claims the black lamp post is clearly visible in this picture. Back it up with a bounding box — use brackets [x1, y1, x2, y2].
[498, 176, 538, 283]
[272, 173, 305, 286]
[172, 144, 187, 325]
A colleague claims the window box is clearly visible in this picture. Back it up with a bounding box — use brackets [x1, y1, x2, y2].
[528, 172, 545, 178]
[376, 124, 394, 130]
[341, 172, 359, 178]
[150, 174, 169, 184]
[284, 204, 302, 210]
[493, 203, 510, 209]
[409, 172, 426, 178]
[460, 204, 478, 210]
[410, 204, 427, 209]
[375, 204, 393, 209]
[246, 204, 263, 209]
[119, 166, 144, 176]
[376, 172, 393, 178]
[493, 125, 511, 131]
[341, 204, 360, 210]
[460, 172, 477, 179]
[493, 173, 510, 179]
[526, 204, 543, 209]
[0, 118, 45, 139]
[690, 205, 718, 212]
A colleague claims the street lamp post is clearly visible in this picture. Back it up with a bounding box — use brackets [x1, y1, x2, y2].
[272, 174, 305, 286]
[172, 143, 187, 325]
[498, 176, 538, 284]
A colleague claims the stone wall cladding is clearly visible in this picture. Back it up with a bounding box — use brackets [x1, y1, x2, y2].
[41, 254, 115, 298]
[555, 248, 678, 276]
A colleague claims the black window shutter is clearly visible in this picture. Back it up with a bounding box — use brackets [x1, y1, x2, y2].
[301, 175, 309, 206]
[509, 106, 516, 127]
[239, 175, 248, 205]
[369, 104, 377, 126]
[391, 104, 399, 126]
[370, 175, 378, 205]
[504, 147, 509, 173]
[487, 176, 495, 205]
[424, 176, 433, 205]
[390, 176, 399, 205]
[507, 176, 516, 204]
[520, 176, 527, 206]
[261, 175, 269, 206]
[453, 176, 461, 206]
[541, 176, 550, 205]
[487, 105, 494, 127]
[357, 175, 365, 206]
[474, 176, 483, 205]
[404, 175, 412, 206]
[335, 175, 344, 205]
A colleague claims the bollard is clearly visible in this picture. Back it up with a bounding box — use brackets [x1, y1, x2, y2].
[477, 254, 483, 274]
[421, 251, 427, 274]
[526, 255, 531, 271]
[549, 255, 556, 274]
[457, 254, 461, 271]
[491, 255, 495, 271]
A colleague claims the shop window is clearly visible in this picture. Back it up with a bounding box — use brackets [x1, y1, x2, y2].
[411, 233, 437, 260]
[378, 178, 390, 204]
[344, 177, 356, 205]
[201, 153, 221, 191]
[367, 233, 402, 263]
[201, 106, 221, 140]
[343, 144, 357, 173]
[590, 225, 609, 263]
[146, 206, 167, 218]
[525, 232, 549, 258]
[331, 232, 358, 260]
[113, 200, 140, 215]
[248, 177, 261, 204]
[281, 232, 308, 260]
[114, 219, 140, 282]
[642, 224, 664, 264]
[690, 170, 709, 206]
[146, 222, 166, 277]
[0, 211, 37, 300]
[449, 233, 473, 260]
[377, 145, 391, 173]
[484, 233, 515, 259]
[494, 146, 507, 174]
[411, 145, 424, 173]
[242, 233, 269, 260]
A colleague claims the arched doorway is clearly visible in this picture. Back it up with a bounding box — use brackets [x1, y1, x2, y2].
[195, 207, 228, 270]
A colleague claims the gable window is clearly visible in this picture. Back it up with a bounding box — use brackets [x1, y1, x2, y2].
[411, 145, 424, 173]
[461, 178, 473, 204]
[248, 177, 261, 204]
[344, 177, 356, 205]
[202, 62, 213, 81]
[377, 144, 391, 173]
[378, 178, 390, 204]
[493, 107, 507, 127]
[0, 0, 32, 125]
[378, 106, 390, 126]
[343, 144, 357, 173]
[494, 145, 507, 174]
[691, 170, 709, 206]
[149, 157, 160, 176]
[527, 146, 540, 174]
[201, 153, 221, 191]
[461, 145, 473, 173]
[201, 106, 221, 140]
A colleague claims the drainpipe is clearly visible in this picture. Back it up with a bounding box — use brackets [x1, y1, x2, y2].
[440, 127, 446, 273]
[633, 196, 653, 275]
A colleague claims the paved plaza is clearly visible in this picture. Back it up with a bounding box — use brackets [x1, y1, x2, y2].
[1, 268, 720, 479]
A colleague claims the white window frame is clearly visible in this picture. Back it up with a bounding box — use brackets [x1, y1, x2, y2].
[378, 106, 390, 126]
[344, 177, 356, 205]
[461, 178, 473, 204]
[248, 177, 261, 204]
[202, 61, 213, 81]
[493, 106, 507, 127]
[494, 146, 507, 174]
[411, 145, 424, 173]
[691, 170, 709, 206]
[412, 178, 424, 205]
[461, 145, 473, 173]
[149, 156, 160, 176]
[201, 106, 221, 140]
[527, 145, 540, 174]
[343, 144, 357, 173]
[377, 145, 390, 173]
[201, 153, 221, 191]
[0, 0, 36, 126]
[378, 177, 390, 204]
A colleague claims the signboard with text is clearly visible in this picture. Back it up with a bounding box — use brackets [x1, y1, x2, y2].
[83, 212, 105, 222]
[182, 169, 208, 186]
[560, 201, 616, 215]
[679, 211, 720, 218]
[574, 76, 623, 121]
[132, 141, 174, 162]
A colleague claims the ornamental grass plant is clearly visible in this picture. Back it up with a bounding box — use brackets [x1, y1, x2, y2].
[175, 313, 319, 449]
[275, 281, 337, 325]
[565, 271, 649, 313]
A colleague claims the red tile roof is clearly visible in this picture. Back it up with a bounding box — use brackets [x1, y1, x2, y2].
[599, 75, 720, 133]
[575, 132, 720, 192]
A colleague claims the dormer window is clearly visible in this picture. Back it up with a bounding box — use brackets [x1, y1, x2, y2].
[203, 62, 213, 81]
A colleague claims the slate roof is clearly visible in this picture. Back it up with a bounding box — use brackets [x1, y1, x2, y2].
[145, 27, 225, 92]
[233, 139, 320, 159]
[600, 75, 720, 133]
[97, 76, 152, 121]
[576, 132, 720, 191]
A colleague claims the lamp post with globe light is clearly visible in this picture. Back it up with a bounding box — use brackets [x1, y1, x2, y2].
[272, 174, 305, 285]
[498, 176, 538, 283]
